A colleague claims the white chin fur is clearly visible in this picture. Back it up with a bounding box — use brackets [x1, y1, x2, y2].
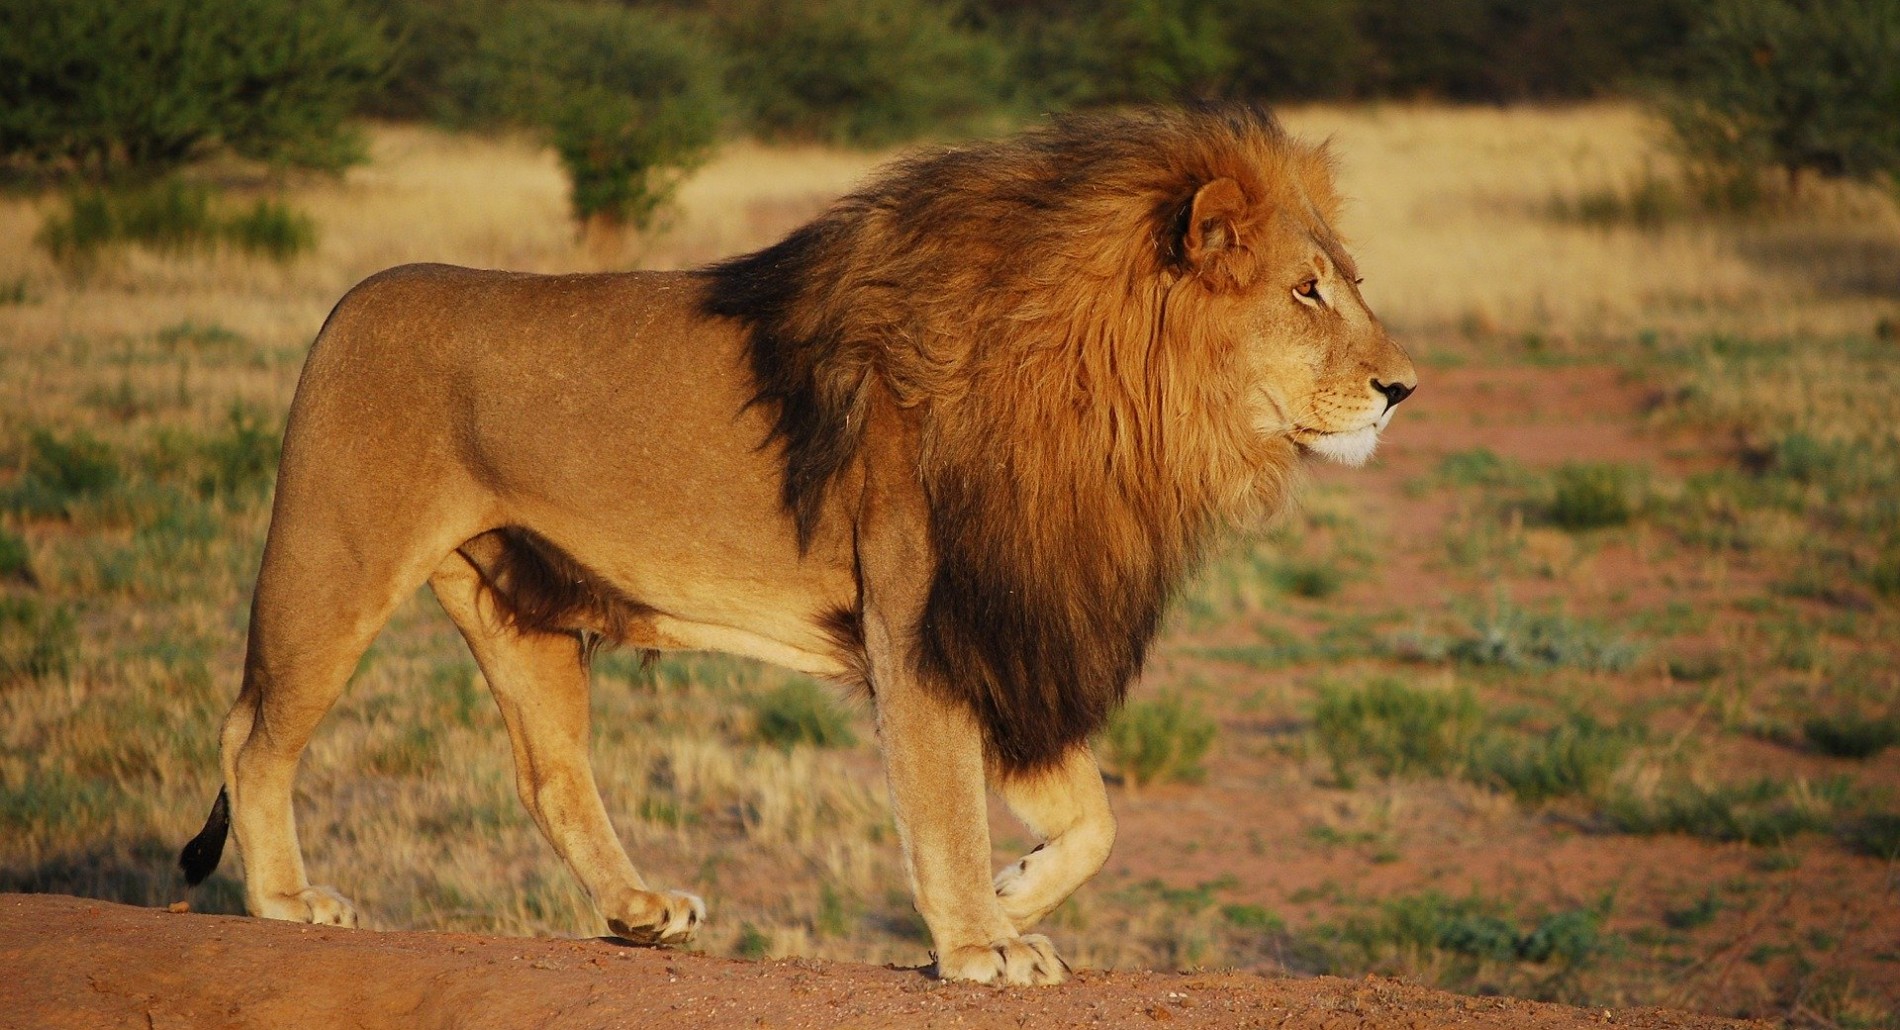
[1306, 425, 1381, 467]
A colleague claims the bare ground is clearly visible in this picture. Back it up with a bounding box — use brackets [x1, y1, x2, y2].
[0, 894, 1760, 1029]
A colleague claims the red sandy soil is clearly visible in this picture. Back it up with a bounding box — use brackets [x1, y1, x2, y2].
[0, 894, 1759, 1030]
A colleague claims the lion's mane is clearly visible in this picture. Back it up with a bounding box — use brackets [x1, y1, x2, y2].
[703, 106, 1331, 771]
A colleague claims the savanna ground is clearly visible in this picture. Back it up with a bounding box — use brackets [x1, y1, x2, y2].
[1, 105, 1897, 1026]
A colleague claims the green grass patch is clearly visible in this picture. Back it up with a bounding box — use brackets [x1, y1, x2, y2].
[1547, 462, 1640, 531]
[1309, 890, 1617, 986]
[1604, 776, 1849, 846]
[1803, 712, 1900, 760]
[1448, 599, 1641, 673]
[0, 596, 77, 686]
[1469, 715, 1640, 804]
[1313, 678, 1481, 788]
[1431, 447, 1535, 490]
[1100, 691, 1217, 788]
[37, 180, 316, 266]
[751, 678, 858, 750]
[1842, 813, 1900, 861]
[2, 429, 123, 518]
[0, 527, 31, 581]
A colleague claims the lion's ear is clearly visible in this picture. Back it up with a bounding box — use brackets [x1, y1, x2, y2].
[1182, 177, 1248, 272]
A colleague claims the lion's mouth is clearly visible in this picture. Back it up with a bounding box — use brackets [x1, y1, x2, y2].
[1291, 415, 1388, 468]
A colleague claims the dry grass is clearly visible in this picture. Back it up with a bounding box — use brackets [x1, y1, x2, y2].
[2, 105, 1897, 1022]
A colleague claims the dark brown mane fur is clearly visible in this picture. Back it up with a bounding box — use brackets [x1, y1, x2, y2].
[703, 105, 1328, 771]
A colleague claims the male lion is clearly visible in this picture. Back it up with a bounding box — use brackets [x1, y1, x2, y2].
[180, 105, 1415, 985]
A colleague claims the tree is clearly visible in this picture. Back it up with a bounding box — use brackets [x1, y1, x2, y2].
[435, 2, 724, 228]
[1666, 0, 1900, 186]
[0, 0, 389, 180]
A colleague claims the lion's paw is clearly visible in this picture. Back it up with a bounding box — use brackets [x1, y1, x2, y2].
[254, 885, 358, 928]
[933, 934, 1069, 986]
[605, 889, 705, 946]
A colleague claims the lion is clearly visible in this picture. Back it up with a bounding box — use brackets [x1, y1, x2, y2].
[178, 104, 1415, 985]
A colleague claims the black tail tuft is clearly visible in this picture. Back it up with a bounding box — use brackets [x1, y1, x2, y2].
[178, 787, 230, 887]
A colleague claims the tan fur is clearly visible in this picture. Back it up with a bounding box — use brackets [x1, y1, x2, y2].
[195, 105, 1414, 985]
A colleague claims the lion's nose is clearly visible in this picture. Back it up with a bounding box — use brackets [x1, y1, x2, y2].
[1372, 379, 1415, 408]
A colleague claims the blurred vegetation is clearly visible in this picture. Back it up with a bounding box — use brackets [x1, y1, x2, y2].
[0, 0, 388, 180]
[9, 0, 1891, 234]
[1099, 690, 1218, 788]
[1663, 0, 1900, 191]
[37, 181, 315, 268]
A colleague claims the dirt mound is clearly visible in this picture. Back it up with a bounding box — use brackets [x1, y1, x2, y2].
[1, 894, 1755, 1030]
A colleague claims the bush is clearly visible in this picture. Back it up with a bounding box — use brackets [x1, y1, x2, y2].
[1100, 691, 1217, 788]
[1604, 776, 1843, 845]
[1803, 712, 1900, 760]
[1548, 462, 1639, 531]
[719, 0, 1007, 145]
[1451, 600, 1641, 673]
[1664, 0, 1900, 188]
[438, 2, 721, 227]
[1313, 679, 1481, 788]
[1470, 716, 1638, 803]
[36, 180, 316, 266]
[0, 528, 29, 581]
[0, 0, 388, 179]
[752, 679, 858, 750]
[0, 597, 77, 686]
[2, 429, 122, 519]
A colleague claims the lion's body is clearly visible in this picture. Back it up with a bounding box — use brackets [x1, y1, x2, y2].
[185, 106, 1416, 984]
[279, 267, 858, 674]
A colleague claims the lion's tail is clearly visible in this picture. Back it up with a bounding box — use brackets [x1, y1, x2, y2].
[178, 787, 230, 887]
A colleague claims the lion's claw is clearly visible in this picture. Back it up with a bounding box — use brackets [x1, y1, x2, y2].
[605, 889, 705, 946]
[933, 934, 1069, 985]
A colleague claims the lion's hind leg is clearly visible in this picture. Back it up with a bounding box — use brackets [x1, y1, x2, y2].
[991, 745, 1116, 932]
[430, 547, 703, 945]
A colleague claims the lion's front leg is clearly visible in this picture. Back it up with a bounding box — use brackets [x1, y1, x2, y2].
[874, 677, 1071, 985]
[991, 744, 1116, 931]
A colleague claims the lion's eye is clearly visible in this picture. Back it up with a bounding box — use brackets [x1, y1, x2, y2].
[1294, 279, 1320, 302]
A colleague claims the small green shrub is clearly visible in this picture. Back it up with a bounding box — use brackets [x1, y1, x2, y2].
[1100, 691, 1217, 788]
[1767, 431, 1843, 485]
[1546, 165, 1690, 229]
[734, 923, 772, 959]
[221, 199, 317, 260]
[1315, 891, 1613, 973]
[1450, 600, 1641, 673]
[195, 407, 281, 501]
[0, 596, 77, 686]
[0, 528, 30, 581]
[1604, 776, 1842, 845]
[1548, 462, 1638, 531]
[1843, 813, 1900, 860]
[36, 181, 317, 266]
[1221, 903, 1284, 932]
[1433, 447, 1531, 489]
[1803, 712, 1900, 760]
[156, 321, 246, 354]
[1313, 679, 1481, 788]
[3, 429, 122, 519]
[1272, 559, 1344, 599]
[752, 679, 858, 750]
[1470, 716, 1638, 803]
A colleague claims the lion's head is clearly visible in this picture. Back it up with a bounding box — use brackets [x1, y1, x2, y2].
[706, 105, 1415, 769]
